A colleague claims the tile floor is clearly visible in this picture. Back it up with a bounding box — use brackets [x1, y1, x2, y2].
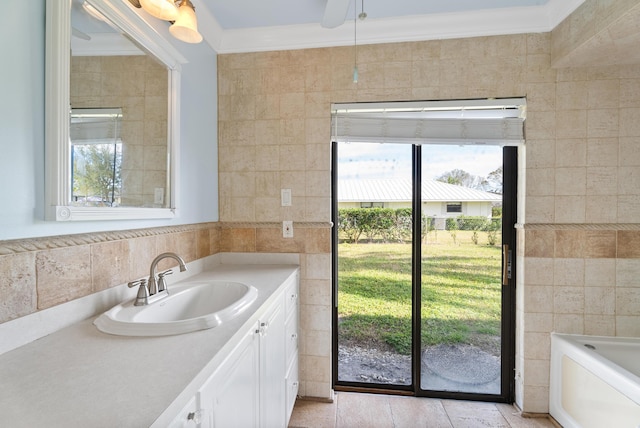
[289, 392, 557, 428]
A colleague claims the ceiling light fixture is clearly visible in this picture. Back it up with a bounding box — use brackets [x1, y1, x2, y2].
[169, 0, 203, 44]
[82, 1, 108, 22]
[353, 0, 367, 84]
[358, 0, 367, 21]
[139, 0, 178, 20]
[127, 0, 203, 44]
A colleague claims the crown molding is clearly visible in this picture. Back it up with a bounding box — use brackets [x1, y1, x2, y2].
[545, 0, 587, 28]
[71, 32, 144, 56]
[195, 0, 586, 54]
[191, 0, 225, 53]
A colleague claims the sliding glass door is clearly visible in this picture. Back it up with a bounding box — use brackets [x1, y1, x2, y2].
[334, 142, 414, 387]
[418, 144, 512, 397]
[333, 140, 517, 402]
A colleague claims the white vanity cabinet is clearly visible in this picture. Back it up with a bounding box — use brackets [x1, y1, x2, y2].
[259, 296, 287, 427]
[0, 262, 300, 428]
[283, 275, 300, 421]
[197, 272, 299, 428]
[199, 327, 261, 427]
[168, 396, 200, 428]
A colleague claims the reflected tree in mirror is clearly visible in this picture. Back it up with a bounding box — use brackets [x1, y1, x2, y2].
[71, 108, 123, 207]
[46, 0, 185, 221]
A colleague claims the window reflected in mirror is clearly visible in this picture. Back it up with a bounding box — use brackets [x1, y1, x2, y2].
[71, 108, 123, 207]
[46, 0, 183, 220]
[70, 53, 169, 208]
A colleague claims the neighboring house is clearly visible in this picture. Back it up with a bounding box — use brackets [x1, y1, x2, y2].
[338, 179, 501, 229]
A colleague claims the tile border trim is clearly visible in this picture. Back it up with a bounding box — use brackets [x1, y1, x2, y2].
[0, 221, 333, 255]
[517, 223, 640, 231]
[0, 223, 218, 256]
[219, 222, 332, 229]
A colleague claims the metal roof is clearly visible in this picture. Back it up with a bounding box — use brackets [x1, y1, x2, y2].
[338, 179, 502, 202]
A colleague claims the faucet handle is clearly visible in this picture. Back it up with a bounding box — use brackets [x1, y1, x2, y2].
[127, 279, 149, 306]
[127, 278, 147, 289]
[158, 269, 173, 278]
[157, 269, 173, 293]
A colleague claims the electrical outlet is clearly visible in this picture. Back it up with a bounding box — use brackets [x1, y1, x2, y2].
[282, 221, 293, 238]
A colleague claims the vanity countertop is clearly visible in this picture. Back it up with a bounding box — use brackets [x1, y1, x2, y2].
[0, 264, 299, 428]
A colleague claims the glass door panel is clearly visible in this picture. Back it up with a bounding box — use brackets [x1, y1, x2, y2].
[336, 142, 413, 387]
[419, 144, 504, 395]
[333, 141, 515, 402]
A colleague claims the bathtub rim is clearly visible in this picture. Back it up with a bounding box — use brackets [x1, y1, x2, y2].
[550, 333, 640, 427]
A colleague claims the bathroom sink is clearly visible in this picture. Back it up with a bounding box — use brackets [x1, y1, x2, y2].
[94, 280, 258, 336]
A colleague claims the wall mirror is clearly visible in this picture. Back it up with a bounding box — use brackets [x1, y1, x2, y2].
[45, 0, 187, 221]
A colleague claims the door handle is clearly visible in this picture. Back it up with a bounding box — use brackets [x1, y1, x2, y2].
[502, 244, 512, 286]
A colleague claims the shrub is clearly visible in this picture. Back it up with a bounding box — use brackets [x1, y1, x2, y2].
[338, 208, 502, 245]
[338, 208, 367, 243]
[361, 208, 394, 242]
[446, 217, 459, 244]
[485, 218, 501, 246]
[338, 208, 413, 243]
[421, 215, 435, 242]
[456, 215, 490, 231]
[393, 208, 413, 243]
[445, 217, 457, 230]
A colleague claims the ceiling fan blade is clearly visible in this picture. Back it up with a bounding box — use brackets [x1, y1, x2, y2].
[321, 0, 350, 28]
[72, 27, 92, 41]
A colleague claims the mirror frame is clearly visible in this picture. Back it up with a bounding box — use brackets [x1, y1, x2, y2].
[45, 0, 187, 221]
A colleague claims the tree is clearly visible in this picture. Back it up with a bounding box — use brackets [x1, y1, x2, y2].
[436, 168, 487, 190]
[436, 167, 503, 193]
[484, 166, 503, 194]
[73, 144, 122, 206]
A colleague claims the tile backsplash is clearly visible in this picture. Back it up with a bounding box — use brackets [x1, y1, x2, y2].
[0, 223, 218, 322]
[0, 221, 331, 400]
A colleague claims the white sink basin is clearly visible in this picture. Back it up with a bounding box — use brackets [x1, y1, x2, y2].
[94, 280, 258, 336]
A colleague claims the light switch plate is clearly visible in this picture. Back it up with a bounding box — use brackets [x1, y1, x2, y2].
[154, 188, 164, 204]
[283, 220, 293, 238]
[281, 189, 292, 207]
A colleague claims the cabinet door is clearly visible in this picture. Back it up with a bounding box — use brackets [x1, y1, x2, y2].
[259, 300, 286, 428]
[285, 354, 299, 423]
[199, 328, 260, 428]
[167, 396, 200, 428]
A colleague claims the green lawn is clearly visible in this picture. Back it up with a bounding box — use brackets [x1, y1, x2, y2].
[338, 230, 502, 355]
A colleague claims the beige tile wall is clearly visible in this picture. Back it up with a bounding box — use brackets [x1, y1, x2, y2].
[551, 0, 640, 67]
[220, 223, 333, 397]
[0, 224, 218, 322]
[71, 55, 169, 207]
[218, 27, 640, 410]
[1, 0, 638, 414]
[517, 227, 640, 411]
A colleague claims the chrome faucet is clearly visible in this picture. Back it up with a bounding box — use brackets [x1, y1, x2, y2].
[128, 278, 149, 306]
[148, 252, 187, 295]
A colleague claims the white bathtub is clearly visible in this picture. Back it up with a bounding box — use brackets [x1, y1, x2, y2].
[550, 333, 640, 428]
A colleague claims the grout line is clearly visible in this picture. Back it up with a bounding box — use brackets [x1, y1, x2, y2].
[386, 395, 396, 428]
[333, 392, 339, 428]
[293, 392, 550, 428]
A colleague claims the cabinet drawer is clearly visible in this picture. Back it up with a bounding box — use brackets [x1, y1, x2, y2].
[167, 396, 199, 428]
[284, 275, 299, 319]
[285, 354, 299, 424]
[285, 312, 298, 364]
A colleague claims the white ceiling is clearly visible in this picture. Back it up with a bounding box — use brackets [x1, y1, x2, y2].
[191, 0, 586, 53]
[73, 0, 587, 54]
[206, 0, 550, 30]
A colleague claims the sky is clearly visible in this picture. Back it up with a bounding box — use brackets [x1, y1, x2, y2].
[337, 142, 503, 181]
